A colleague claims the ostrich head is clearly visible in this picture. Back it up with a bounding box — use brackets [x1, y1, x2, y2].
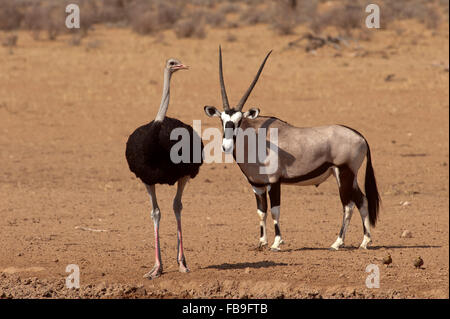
[166, 58, 189, 73]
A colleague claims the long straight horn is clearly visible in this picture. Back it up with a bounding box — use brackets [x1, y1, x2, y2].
[219, 46, 230, 111]
[236, 50, 272, 111]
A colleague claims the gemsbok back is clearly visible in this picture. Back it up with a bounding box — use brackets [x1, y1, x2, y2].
[204, 47, 380, 251]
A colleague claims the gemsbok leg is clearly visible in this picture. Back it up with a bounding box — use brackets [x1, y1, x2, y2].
[330, 165, 372, 250]
[268, 182, 283, 251]
[252, 185, 268, 248]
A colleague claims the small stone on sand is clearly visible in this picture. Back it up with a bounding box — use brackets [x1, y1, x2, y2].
[401, 230, 412, 238]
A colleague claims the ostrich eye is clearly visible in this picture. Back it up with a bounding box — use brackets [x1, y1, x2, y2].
[170, 61, 176, 66]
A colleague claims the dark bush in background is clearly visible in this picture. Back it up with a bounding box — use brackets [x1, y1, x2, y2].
[0, 0, 447, 42]
[0, 2, 23, 31]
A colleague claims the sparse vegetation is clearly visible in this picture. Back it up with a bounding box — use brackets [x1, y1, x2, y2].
[1, 34, 18, 47]
[0, 2, 23, 31]
[174, 12, 207, 39]
[0, 0, 447, 44]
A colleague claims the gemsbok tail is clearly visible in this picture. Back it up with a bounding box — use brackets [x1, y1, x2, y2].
[364, 144, 380, 227]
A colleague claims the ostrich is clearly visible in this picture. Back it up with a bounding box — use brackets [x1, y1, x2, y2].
[126, 58, 203, 279]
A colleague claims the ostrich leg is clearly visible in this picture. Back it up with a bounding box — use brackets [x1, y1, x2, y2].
[144, 184, 163, 279]
[173, 176, 190, 273]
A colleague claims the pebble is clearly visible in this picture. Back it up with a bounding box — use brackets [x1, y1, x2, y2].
[401, 230, 412, 238]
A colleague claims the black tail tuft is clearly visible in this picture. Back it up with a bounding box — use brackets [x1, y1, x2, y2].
[364, 145, 380, 227]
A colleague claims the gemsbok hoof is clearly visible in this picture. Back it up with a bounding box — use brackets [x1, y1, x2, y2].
[258, 242, 268, 250]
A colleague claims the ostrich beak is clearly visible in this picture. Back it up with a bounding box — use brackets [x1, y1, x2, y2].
[174, 64, 189, 70]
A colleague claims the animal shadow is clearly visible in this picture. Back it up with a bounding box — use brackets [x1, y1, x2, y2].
[369, 245, 441, 250]
[203, 260, 288, 270]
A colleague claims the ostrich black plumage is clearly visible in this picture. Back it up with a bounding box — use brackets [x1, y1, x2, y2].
[125, 58, 203, 279]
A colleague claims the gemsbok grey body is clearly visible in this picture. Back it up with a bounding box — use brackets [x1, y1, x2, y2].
[204, 47, 380, 251]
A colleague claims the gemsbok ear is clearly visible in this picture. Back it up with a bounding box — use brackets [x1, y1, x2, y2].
[204, 106, 221, 117]
[243, 108, 260, 119]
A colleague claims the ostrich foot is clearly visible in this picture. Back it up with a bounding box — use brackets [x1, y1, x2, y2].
[143, 264, 163, 279]
[179, 264, 190, 273]
[178, 257, 190, 273]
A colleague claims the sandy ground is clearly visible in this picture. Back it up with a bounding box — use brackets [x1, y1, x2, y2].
[0, 22, 448, 299]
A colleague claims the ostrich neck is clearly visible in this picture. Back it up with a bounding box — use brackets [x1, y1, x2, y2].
[155, 68, 172, 122]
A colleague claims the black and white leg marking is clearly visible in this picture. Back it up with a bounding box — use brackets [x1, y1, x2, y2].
[357, 196, 372, 249]
[330, 166, 372, 250]
[268, 182, 283, 251]
[252, 185, 268, 248]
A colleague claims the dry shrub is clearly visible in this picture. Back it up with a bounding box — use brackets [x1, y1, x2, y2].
[239, 6, 269, 25]
[310, 2, 364, 35]
[2, 34, 18, 47]
[129, 9, 158, 35]
[440, 0, 449, 17]
[382, 0, 442, 29]
[225, 32, 237, 42]
[258, 0, 317, 34]
[204, 10, 226, 27]
[0, 2, 23, 31]
[86, 39, 102, 50]
[270, 1, 298, 35]
[22, 4, 65, 40]
[189, 0, 219, 7]
[219, 3, 241, 15]
[21, 1, 95, 41]
[68, 34, 82, 46]
[97, 0, 128, 24]
[174, 11, 206, 39]
[128, 0, 183, 35]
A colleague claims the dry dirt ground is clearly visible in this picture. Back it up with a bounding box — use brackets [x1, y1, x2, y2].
[0, 22, 448, 299]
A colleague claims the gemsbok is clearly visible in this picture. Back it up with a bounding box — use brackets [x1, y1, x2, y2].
[204, 47, 380, 251]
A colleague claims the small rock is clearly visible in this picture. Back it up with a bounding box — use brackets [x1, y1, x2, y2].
[244, 267, 250, 274]
[400, 201, 411, 207]
[414, 257, 424, 269]
[385, 74, 395, 82]
[401, 230, 412, 238]
[383, 254, 392, 265]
